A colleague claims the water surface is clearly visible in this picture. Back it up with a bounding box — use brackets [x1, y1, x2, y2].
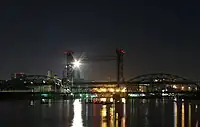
[0, 99, 200, 127]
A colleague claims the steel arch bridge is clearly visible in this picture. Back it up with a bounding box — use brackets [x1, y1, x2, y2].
[128, 73, 196, 84]
[126, 73, 198, 92]
[24, 75, 62, 86]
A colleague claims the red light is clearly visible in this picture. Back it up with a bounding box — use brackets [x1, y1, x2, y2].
[64, 50, 74, 54]
[119, 49, 125, 53]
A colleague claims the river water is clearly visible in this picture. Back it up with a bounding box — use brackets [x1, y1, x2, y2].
[0, 99, 200, 127]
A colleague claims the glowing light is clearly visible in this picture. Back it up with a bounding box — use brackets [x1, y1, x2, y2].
[173, 85, 177, 89]
[174, 102, 178, 127]
[101, 88, 107, 92]
[72, 99, 83, 127]
[119, 49, 125, 53]
[122, 117, 126, 127]
[101, 105, 107, 117]
[189, 103, 191, 127]
[109, 107, 114, 127]
[73, 59, 81, 68]
[122, 98, 126, 103]
[129, 94, 138, 97]
[30, 101, 34, 106]
[188, 87, 191, 91]
[101, 105, 107, 127]
[109, 88, 115, 92]
[116, 89, 120, 92]
[181, 86, 184, 90]
[154, 79, 158, 82]
[110, 98, 113, 102]
[181, 103, 185, 127]
[41, 94, 48, 97]
[162, 93, 168, 96]
[128, 93, 146, 97]
[100, 98, 106, 102]
[121, 88, 126, 92]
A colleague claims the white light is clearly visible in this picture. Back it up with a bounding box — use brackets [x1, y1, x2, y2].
[162, 93, 168, 96]
[72, 99, 83, 127]
[122, 98, 126, 103]
[100, 98, 106, 102]
[154, 79, 158, 82]
[110, 98, 113, 102]
[121, 88, 126, 92]
[116, 89, 120, 92]
[73, 59, 81, 68]
[173, 85, 177, 89]
[109, 88, 115, 92]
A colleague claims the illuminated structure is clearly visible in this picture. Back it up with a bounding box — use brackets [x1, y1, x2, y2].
[11, 72, 26, 80]
[70, 73, 199, 98]
[127, 73, 198, 92]
[62, 51, 83, 89]
[1, 49, 199, 99]
[62, 51, 74, 87]
[72, 59, 81, 80]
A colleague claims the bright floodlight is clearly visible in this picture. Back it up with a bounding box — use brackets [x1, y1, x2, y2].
[73, 59, 81, 68]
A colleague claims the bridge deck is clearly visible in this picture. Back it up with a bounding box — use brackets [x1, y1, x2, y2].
[73, 81, 197, 85]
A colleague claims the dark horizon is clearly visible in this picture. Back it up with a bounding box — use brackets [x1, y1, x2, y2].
[0, 1, 199, 81]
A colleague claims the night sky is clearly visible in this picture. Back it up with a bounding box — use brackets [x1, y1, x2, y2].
[0, 1, 199, 81]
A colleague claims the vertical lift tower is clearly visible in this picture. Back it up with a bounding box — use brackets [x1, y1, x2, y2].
[62, 51, 74, 89]
[116, 49, 125, 86]
[113, 49, 125, 101]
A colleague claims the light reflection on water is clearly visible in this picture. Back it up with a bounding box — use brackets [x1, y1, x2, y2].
[0, 99, 200, 127]
[72, 99, 83, 127]
[174, 102, 178, 127]
[188, 103, 191, 127]
[181, 103, 185, 127]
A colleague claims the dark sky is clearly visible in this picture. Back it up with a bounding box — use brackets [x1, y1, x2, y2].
[0, 1, 199, 80]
